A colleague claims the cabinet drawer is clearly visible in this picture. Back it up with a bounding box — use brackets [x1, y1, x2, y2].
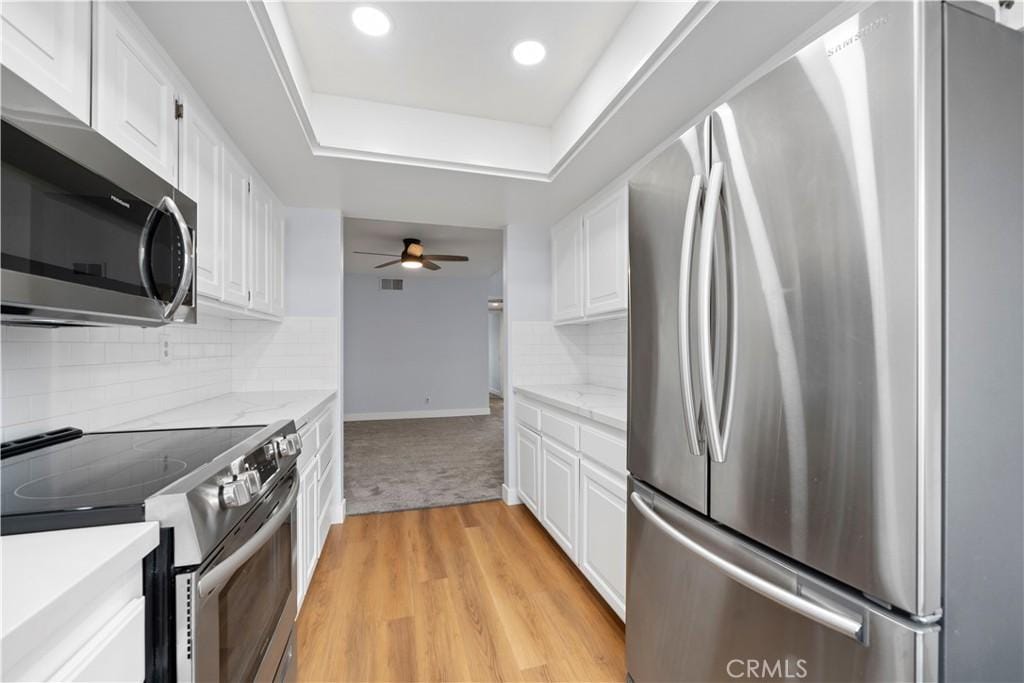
[298, 420, 319, 456]
[517, 399, 541, 431]
[580, 426, 626, 474]
[318, 434, 336, 481]
[318, 406, 336, 441]
[318, 455, 335, 516]
[542, 410, 580, 450]
[51, 596, 145, 682]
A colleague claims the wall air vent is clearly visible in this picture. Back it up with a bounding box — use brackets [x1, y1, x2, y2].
[380, 278, 404, 291]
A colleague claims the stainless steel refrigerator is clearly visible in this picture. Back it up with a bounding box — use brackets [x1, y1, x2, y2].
[626, 3, 1023, 681]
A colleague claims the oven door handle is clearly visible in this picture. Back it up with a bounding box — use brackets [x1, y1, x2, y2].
[197, 475, 298, 599]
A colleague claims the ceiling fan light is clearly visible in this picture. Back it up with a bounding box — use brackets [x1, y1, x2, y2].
[401, 259, 422, 269]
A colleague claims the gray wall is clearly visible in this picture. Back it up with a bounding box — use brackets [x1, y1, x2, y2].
[343, 274, 490, 417]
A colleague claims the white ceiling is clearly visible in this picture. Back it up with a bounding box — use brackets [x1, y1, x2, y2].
[282, 2, 634, 127]
[344, 217, 502, 278]
[133, 1, 847, 228]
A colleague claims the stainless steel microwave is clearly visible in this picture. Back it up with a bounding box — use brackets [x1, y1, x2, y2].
[1, 116, 197, 327]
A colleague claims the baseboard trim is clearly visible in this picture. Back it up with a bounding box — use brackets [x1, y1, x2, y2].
[331, 498, 346, 525]
[502, 484, 520, 506]
[344, 407, 490, 422]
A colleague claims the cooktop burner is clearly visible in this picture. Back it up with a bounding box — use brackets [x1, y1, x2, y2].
[1, 425, 262, 534]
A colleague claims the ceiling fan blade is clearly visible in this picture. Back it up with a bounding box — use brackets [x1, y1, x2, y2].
[422, 255, 468, 262]
[374, 259, 402, 268]
[422, 260, 441, 271]
[354, 251, 400, 257]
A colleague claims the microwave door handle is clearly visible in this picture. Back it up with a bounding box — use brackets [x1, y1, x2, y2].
[159, 196, 194, 320]
[697, 162, 726, 463]
[197, 476, 298, 599]
[138, 207, 160, 301]
[678, 173, 704, 457]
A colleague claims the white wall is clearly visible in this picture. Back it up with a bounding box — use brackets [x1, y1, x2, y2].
[344, 274, 490, 419]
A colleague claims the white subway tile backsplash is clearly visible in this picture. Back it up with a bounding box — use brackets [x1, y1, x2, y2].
[509, 317, 627, 390]
[1, 313, 339, 441]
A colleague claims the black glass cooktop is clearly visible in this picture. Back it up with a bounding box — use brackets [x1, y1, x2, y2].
[1, 425, 262, 535]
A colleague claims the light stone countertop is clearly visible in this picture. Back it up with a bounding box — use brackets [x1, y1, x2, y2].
[112, 390, 337, 431]
[513, 384, 626, 431]
[1, 522, 159, 670]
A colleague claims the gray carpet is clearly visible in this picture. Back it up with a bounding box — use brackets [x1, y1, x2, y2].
[344, 396, 504, 515]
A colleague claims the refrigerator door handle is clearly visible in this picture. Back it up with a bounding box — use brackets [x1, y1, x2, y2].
[678, 173, 705, 457]
[697, 162, 727, 463]
[630, 492, 865, 641]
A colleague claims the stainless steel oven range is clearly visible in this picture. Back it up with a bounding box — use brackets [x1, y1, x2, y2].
[1, 419, 305, 682]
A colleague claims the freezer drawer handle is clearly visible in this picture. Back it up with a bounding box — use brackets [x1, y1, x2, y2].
[629, 492, 865, 641]
[678, 173, 705, 457]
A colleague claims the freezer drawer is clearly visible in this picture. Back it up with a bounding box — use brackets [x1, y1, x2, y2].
[626, 481, 937, 683]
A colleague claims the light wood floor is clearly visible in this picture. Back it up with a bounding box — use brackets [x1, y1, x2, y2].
[296, 500, 626, 682]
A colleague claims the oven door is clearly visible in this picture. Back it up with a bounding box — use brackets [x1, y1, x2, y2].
[0, 119, 196, 327]
[177, 472, 298, 683]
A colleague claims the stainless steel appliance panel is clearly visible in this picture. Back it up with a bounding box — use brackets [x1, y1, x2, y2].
[942, 4, 1024, 680]
[627, 126, 709, 512]
[626, 480, 938, 683]
[705, 2, 926, 613]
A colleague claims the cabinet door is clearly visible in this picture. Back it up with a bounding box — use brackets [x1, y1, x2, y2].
[516, 424, 541, 515]
[579, 460, 627, 618]
[298, 459, 319, 606]
[93, 2, 179, 184]
[583, 188, 628, 317]
[540, 437, 579, 561]
[248, 178, 272, 312]
[551, 216, 583, 322]
[181, 105, 223, 300]
[270, 202, 286, 316]
[221, 148, 249, 307]
[1, 1, 91, 123]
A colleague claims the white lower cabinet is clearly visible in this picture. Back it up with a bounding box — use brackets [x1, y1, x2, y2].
[516, 396, 627, 619]
[540, 437, 580, 563]
[296, 400, 340, 611]
[516, 424, 541, 514]
[579, 460, 627, 619]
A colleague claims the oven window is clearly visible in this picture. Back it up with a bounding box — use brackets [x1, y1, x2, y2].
[218, 519, 293, 682]
[0, 122, 185, 302]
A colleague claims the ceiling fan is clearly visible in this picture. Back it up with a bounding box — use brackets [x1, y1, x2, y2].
[353, 238, 469, 271]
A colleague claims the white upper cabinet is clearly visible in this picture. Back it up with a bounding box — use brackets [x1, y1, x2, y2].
[1, 1, 91, 123]
[551, 185, 629, 325]
[551, 215, 584, 322]
[93, 2, 180, 185]
[582, 188, 628, 318]
[221, 148, 250, 308]
[181, 104, 223, 300]
[248, 177, 273, 313]
[271, 203, 286, 316]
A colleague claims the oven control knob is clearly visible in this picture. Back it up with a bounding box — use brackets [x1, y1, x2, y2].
[276, 434, 300, 457]
[240, 470, 262, 495]
[263, 442, 279, 460]
[219, 480, 251, 508]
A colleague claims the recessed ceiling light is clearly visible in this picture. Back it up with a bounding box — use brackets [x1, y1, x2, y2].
[512, 40, 546, 66]
[352, 6, 391, 37]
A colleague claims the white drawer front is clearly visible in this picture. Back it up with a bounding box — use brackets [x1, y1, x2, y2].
[580, 426, 626, 474]
[516, 399, 541, 431]
[51, 596, 145, 682]
[318, 433, 336, 481]
[318, 405, 337, 441]
[541, 410, 580, 450]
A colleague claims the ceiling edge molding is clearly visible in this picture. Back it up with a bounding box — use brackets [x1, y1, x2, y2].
[247, 0, 712, 183]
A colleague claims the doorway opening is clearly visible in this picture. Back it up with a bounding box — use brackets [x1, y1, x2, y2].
[342, 218, 505, 515]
